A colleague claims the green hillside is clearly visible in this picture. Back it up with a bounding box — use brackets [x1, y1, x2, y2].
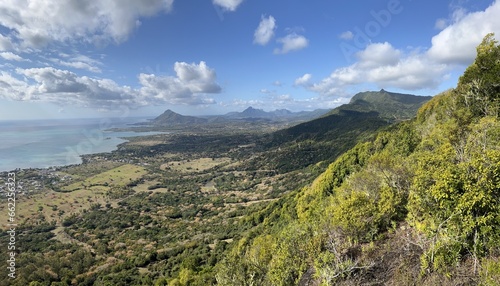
[1, 33, 498, 286]
[215, 34, 500, 285]
[260, 90, 430, 173]
[328, 89, 432, 121]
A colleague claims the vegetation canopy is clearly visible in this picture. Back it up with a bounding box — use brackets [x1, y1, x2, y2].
[216, 33, 500, 285]
[1, 34, 499, 286]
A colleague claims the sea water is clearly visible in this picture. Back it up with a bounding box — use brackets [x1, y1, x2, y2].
[0, 117, 159, 172]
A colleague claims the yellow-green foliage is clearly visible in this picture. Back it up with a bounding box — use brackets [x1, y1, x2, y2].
[295, 141, 374, 222]
[481, 257, 500, 285]
[216, 34, 500, 285]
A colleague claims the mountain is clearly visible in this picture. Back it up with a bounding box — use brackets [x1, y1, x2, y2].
[147, 107, 330, 127]
[150, 109, 208, 125]
[236, 106, 271, 118]
[271, 90, 431, 144]
[252, 90, 432, 172]
[215, 34, 500, 285]
[327, 89, 432, 120]
[224, 107, 329, 121]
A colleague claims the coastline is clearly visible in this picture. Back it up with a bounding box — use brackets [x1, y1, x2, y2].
[0, 117, 164, 173]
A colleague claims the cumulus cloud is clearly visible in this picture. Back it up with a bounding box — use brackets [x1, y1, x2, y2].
[428, 0, 500, 65]
[0, 62, 221, 108]
[15, 67, 136, 106]
[0, 71, 32, 100]
[213, 0, 244, 11]
[307, 42, 448, 96]
[356, 42, 401, 68]
[139, 61, 221, 105]
[254, 15, 276, 45]
[294, 73, 312, 86]
[0, 0, 174, 48]
[301, 2, 500, 99]
[49, 54, 103, 73]
[0, 52, 25, 61]
[274, 33, 309, 54]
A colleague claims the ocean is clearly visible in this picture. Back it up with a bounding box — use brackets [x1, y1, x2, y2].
[0, 117, 160, 172]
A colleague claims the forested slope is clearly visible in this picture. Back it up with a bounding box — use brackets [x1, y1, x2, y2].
[215, 33, 500, 286]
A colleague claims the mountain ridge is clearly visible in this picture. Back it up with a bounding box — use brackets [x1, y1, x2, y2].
[150, 109, 208, 125]
[149, 107, 330, 126]
[327, 89, 432, 120]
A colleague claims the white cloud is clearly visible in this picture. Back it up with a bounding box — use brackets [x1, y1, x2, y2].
[173, 61, 222, 93]
[0, 71, 32, 100]
[139, 61, 220, 105]
[254, 15, 276, 45]
[366, 54, 447, 90]
[307, 42, 448, 96]
[0, 62, 221, 108]
[301, 2, 500, 99]
[50, 59, 102, 73]
[428, 0, 500, 65]
[451, 7, 468, 23]
[0, 0, 174, 49]
[339, 31, 354, 40]
[213, 0, 244, 12]
[16, 67, 136, 106]
[0, 34, 13, 51]
[274, 33, 309, 54]
[0, 52, 25, 61]
[294, 73, 312, 86]
[356, 42, 400, 68]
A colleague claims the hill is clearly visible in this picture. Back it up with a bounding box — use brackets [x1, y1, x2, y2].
[327, 89, 432, 120]
[215, 34, 500, 286]
[150, 109, 208, 125]
[256, 90, 430, 172]
[223, 107, 329, 122]
[147, 107, 330, 127]
[275, 89, 430, 143]
[3, 32, 498, 286]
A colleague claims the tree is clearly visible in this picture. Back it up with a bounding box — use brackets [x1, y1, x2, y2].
[457, 33, 500, 117]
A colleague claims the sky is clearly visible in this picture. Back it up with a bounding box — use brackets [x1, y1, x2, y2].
[0, 0, 499, 120]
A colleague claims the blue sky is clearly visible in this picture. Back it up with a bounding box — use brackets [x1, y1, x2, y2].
[0, 0, 499, 119]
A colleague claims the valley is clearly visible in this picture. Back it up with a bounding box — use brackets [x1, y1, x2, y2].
[0, 90, 417, 285]
[3, 65, 500, 285]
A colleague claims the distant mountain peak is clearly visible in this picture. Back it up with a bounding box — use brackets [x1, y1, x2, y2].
[240, 107, 268, 117]
[161, 109, 178, 115]
[243, 106, 261, 111]
[151, 109, 207, 125]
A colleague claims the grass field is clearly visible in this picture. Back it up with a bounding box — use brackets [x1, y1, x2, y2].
[0, 164, 148, 229]
[61, 164, 146, 191]
[0, 186, 110, 228]
[160, 157, 231, 173]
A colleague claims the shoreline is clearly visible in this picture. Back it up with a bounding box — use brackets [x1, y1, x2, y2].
[0, 117, 166, 173]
